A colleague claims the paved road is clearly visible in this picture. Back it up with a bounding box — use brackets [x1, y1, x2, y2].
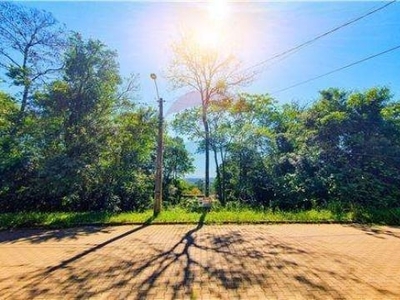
[0, 223, 399, 299]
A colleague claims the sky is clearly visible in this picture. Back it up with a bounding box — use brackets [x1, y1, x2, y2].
[4, 0, 400, 177]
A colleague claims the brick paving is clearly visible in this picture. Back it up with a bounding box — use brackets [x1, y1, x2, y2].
[0, 223, 399, 299]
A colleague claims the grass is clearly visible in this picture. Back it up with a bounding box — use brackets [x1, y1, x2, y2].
[0, 211, 153, 230]
[353, 207, 400, 225]
[0, 206, 357, 230]
[1, 206, 398, 230]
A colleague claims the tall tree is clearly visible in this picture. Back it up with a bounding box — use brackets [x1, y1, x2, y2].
[104, 107, 157, 211]
[166, 31, 254, 196]
[35, 33, 122, 210]
[173, 94, 276, 204]
[211, 94, 277, 205]
[0, 2, 66, 115]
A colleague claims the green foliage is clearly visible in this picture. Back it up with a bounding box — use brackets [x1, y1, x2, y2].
[164, 136, 195, 181]
[1, 4, 399, 215]
[0, 92, 17, 130]
[174, 88, 400, 212]
[29, 34, 123, 211]
[103, 107, 157, 211]
[0, 91, 41, 211]
[167, 30, 254, 197]
[0, 33, 157, 212]
[178, 197, 203, 213]
[261, 88, 400, 210]
[353, 207, 400, 225]
[163, 136, 195, 204]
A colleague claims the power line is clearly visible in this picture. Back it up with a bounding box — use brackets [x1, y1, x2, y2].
[241, 0, 397, 73]
[271, 44, 400, 95]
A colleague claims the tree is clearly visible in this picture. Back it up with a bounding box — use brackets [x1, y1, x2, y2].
[34, 33, 122, 210]
[163, 136, 194, 183]
[0, 91, 17, 130]
[173, 94, 276, 204]
[163, 136, 195, 203]
[0, 89, 41, 211]
[0, 91, 18, 209]
[281, 87, 400, 209]
[210, 94, 277, 205]
[172, 103, 229, 201]
[166, 31, 254, 196]
[0, 2, 66, 116]
[104, 107, 157, 211]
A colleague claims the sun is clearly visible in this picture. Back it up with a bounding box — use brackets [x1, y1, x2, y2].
[193, 0, 230, 50]
[188, 0, 232, 52]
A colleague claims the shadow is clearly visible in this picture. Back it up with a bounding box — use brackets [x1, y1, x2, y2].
[295, 275, 328, 291]
[134, 210, 207, 300]
[0, 213, 157, 245]
[1, 220, 399, 299]
[45, 216, 154, 274]
[197, 208, 207, 228]
[0, 211, 124, 244]
[0, 226, 113, 244]
[346, 224, 400, 239]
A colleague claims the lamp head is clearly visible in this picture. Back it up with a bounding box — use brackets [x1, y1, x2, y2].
[150, 73, 157, 80]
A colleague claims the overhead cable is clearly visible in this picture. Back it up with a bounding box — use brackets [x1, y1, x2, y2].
[241, 0, 397, 73]
[271, 44, 400, 95]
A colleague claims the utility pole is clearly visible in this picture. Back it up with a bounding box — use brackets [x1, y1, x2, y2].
[151, 73, 163, 216]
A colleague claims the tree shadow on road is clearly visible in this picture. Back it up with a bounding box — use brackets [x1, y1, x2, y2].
[2, 217, 399, 299]
[0, 226, 114, 244]
[346, 223, 400, 239]
[0, 213, 158, 245]
[0, 212, 156, 244]
[45, 219, 155, 274]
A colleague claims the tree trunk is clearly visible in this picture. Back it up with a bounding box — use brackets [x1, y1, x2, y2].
[20, 84, 29, 114]
[20, 47, 30, 114]
[14, 51, 30, 130]
[220, 147, 226, 205]
[212, 144, 222, 202]
[202, 110, 210, 197]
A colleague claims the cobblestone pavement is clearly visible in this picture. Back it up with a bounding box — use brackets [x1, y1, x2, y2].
[1, 223, 399, 299]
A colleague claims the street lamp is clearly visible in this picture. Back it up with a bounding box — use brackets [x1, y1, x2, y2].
[151, 73, 163, 216]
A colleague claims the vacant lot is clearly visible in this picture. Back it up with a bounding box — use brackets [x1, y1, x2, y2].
[1, 224, 399, 299]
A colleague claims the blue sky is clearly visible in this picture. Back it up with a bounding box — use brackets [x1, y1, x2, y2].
[6, 1, 400, 177]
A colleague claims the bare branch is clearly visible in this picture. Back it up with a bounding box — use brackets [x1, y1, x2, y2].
[0, 2, 66, 112]
[117, 73, 140, 101]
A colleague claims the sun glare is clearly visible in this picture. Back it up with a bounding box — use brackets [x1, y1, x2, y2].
[208, 0, 230, 21]
[196, 28, 220, 50]
[193, 1, 230, 50]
